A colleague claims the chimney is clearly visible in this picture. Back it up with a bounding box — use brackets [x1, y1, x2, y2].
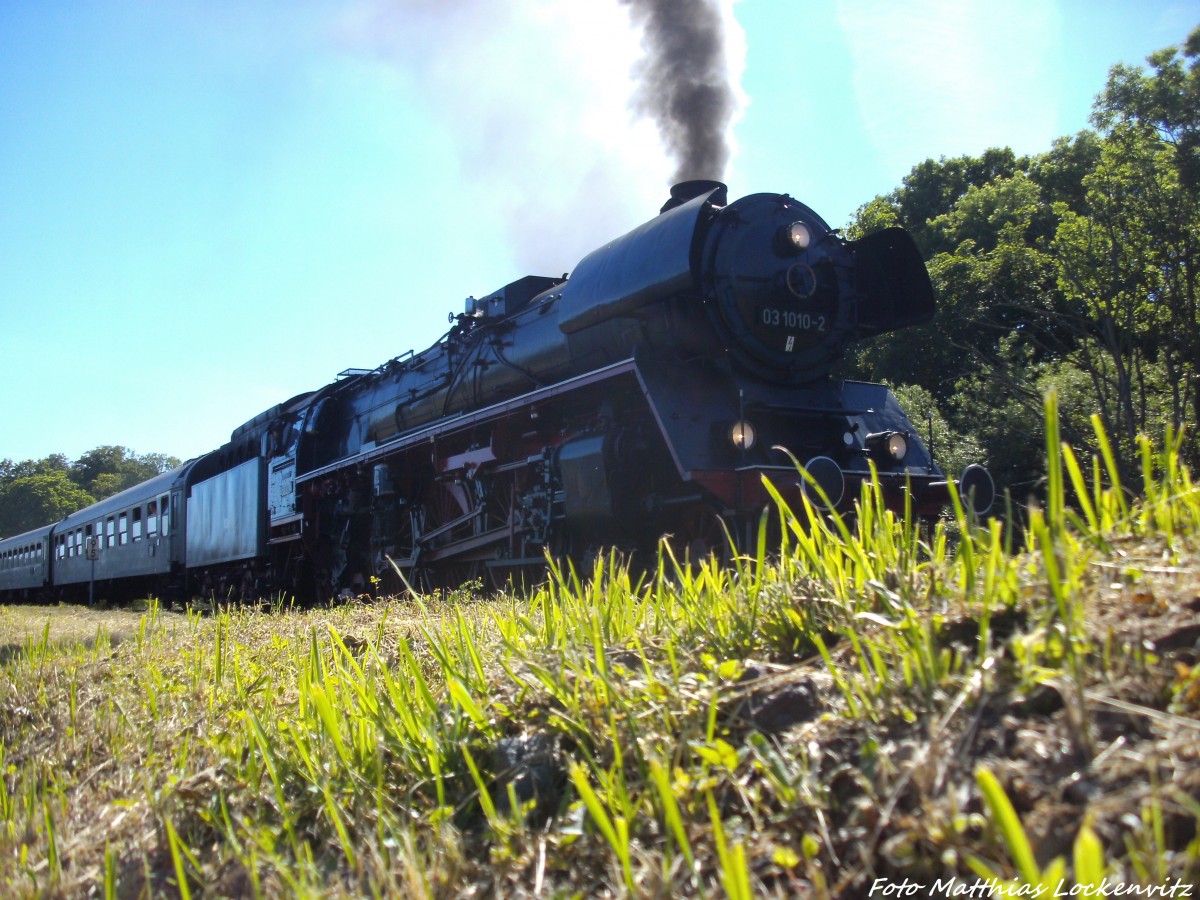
[659, 179, 727, 214]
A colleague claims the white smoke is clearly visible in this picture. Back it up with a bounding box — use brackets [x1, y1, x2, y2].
[334, 0, 744, 273]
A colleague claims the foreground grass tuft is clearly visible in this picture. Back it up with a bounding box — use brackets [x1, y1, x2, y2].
[2, 402, 1199, 896]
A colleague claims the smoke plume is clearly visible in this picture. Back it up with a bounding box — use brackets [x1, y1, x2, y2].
[335, 1, 743, 273]
[618, 0, 740, 183]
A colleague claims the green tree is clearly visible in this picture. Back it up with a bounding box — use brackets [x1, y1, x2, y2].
[0, 472, 95, 538]
[843, 26, 1200, 495]
[1093, 26, 1200, 189]
[1082, 28, 1200, 462]
[70, 446, 181, 500]
[1050, 128, 1182, 458]
[0, 454, 71, 482]
[0, 446, 180, 538]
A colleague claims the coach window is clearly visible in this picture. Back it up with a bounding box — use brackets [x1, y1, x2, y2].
[132, 507, 142, 541]
[147, 499, 158, 538]
[160, 494, 170, 537]
[106, 517, 115, 549]
[119, 513, 128, 545]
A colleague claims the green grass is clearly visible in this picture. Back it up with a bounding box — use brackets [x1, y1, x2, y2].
[2, 397, 1198, 896]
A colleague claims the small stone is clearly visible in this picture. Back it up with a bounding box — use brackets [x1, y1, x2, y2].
[745, 677, 823, 733]
[1010, 683, 1064, 717]
[491, 732, 565, 822]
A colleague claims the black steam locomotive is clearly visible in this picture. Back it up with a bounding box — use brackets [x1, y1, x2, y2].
[0, 181, 992, 603]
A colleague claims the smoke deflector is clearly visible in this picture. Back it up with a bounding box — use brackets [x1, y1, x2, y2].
[847, 227, 936, 339]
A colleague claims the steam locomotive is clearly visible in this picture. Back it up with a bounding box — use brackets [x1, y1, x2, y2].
[0, 181, 993, 604]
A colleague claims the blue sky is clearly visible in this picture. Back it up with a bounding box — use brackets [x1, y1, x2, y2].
[1, 0, 1197, 465]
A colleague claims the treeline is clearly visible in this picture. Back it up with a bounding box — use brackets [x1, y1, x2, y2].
[840, 26, 1200, 501]
[0, 447, 181, 539]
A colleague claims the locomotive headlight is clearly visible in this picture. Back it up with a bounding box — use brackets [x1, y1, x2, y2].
[730, 420, 757, 451]
[779, 221, 812, 254]
[787, 221, 812, 250]
[865, 431, 908, 463]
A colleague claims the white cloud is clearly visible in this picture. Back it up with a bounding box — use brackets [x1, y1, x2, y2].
[333, 0, 677, 273]
[837, 0, 1062, 175]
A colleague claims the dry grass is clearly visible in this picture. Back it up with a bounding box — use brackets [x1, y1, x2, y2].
[0, 604, 176, 664]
